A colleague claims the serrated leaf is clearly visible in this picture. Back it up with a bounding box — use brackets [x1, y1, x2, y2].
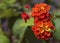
[53, 18, 60, 40]
[12, 18, 27, 43]
[18, 26, 27, 43]
[12, 19, 26, 35]
[13, 18, 34, 35]
[12, 18, 34, 43]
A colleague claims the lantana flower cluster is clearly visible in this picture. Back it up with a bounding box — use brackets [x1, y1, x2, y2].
[31, 3, 55, 40]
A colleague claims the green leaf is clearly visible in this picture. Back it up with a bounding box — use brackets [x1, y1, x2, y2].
[0, 34, 10, 43]
[26, 18, 34, 26]
[0, 3, 7, 9]
[12, 18, 34, 43]
[0, 0, 16, 9]
[12, 18, 34, 35]
[0, 9, 19, 18]
[53, 18, 60, 40]
[5, 0, 16, 5]
[13, 18, 26, 35]
[12, 18, 27, 43]
[0, 25, 10, 43]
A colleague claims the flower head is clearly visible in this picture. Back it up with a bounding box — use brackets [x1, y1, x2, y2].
[21, 12, 30, 22]
[32, 3, 51, 13]
[31, 3, 55, 40]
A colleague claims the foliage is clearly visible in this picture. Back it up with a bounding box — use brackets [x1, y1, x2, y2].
[0, 9, 19, 18]
[0, 27, 10, 43]
[53, 18, 60, 40]
[12, 18, 34, 43]
[0, 0, 16, 9]
[53, 10, 60, 16]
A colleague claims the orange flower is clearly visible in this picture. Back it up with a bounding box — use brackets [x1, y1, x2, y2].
[32, 3, 51, 13]
[39, 3, 51, 11]
[32, 21, 55, 40]
[44, 21, 55, 30]
[31, 3, 55, 40]
[34, 27, 44, 35]
[32, 12, 51, 21]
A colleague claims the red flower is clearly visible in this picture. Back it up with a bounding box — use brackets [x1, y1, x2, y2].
[25, 5, 30, 9]
[44, 21, 55, 30]
[21, 12, 30, 22]
[41, 31, 52, 40]
[32, 25, 52, 40]
[31, 3, 55, 40]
